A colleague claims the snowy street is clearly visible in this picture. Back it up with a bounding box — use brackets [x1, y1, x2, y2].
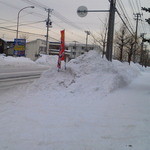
[0, 66, 49, 89]
[0, 52, 150, 150]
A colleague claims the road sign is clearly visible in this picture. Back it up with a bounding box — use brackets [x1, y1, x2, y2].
[14, 39, 26, 56]
[77, 6, 88, 17]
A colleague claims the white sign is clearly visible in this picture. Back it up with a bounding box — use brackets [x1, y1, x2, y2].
[77, 6, 88, 17]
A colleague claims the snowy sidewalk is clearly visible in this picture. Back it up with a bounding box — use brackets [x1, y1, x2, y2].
[100, 71, 150, 150]
[0, 71, 149, 150]
[0, 50, 150, 150]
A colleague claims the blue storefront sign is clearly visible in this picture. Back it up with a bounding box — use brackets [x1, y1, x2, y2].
[14, 39, 26, 56]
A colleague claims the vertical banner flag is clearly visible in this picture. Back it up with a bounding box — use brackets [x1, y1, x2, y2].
[57, 30, 65, 69]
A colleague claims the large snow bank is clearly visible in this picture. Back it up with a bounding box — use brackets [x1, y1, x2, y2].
[130, 62, 146, 72]
[35, 54, 58, 66]
[30, 50, 140, 97]
[0, 50, 147, 150]
[0, 55, 36, 66]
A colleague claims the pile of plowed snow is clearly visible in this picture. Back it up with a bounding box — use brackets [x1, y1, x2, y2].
[35, 54, 58, 66]
[0, 55, 36, 66]
[30, 50, 140, 97]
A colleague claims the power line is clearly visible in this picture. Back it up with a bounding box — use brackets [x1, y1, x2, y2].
[0, 0, 47, 21]
[131, 0, 138, 13]
[0, 0, 19, 9]
[21, 0, 47, 10]
[116, 9, 134, 36]
[21, 0, 87, 43]
[135, 0, 141, 14]
[138, 0, 142, 8]
[0, 0, 89, 44]
[117, 0, 135, 33]
[0, 26, 44, 36]
[21, 0, 84, 31]
[0, 18, 17, 25]
[0, 26, 59, 41]
[128, 0, 136, 14]
[1, 21, 44, 28]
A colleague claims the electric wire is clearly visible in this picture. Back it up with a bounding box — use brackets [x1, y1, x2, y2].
[0, 26, 59, 41]
[117, 0, 135, 33]
[21, 0, 88, 40]
[131, 0, 138, 13]
[116, 9, 134, 36]
[128, 0, 136, 14]
[2, 21, 44, 28]
[0, 0, 93, 44]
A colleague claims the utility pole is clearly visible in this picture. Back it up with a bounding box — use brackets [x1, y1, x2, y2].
[140, 33, 146, 66]
[85, 31, 90, 52]
[106, 0, 116, 61]
[133, 13, 142, 62]
[73, 40, 77, 50]
[72, 40, 78, 58]
[45, 8, 52, 55]
[102, 25, 108, 58]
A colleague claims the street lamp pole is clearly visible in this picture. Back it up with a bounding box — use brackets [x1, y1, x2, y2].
[85, 31, 90, 52]
[16, 6, 34, 39]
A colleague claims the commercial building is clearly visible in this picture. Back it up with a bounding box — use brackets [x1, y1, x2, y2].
[1, 38, 101, 61]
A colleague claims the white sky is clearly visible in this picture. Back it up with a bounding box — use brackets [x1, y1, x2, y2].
[0, 0, 149, 44]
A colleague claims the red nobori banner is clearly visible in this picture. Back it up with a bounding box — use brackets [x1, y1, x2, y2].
[57, 30, 65, 69]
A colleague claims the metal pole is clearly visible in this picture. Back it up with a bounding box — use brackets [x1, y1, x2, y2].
[86, 32, 88, 51]
[16, 6, 34, 39]
[133, 13, 142, 62]
[74, 41, 77, 58]
[16, 12, 20, 39]
[85, 31, 90, 52]
[78, 10, 109, 13]
[140, 33, 146, 66]
[46, 8, 52, 55]
[106, 0, 116, 61]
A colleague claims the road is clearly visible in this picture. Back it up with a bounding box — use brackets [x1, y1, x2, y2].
[0, 65, 49, 89]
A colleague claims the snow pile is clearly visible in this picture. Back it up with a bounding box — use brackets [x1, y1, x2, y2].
[31, 50, 140, 97]
[146, 67, 150, 72]
[130, 62, 146, 72]
[1, 50, 149, 150]
[35, 54, 58, 66]
[0, 55, 36, 66]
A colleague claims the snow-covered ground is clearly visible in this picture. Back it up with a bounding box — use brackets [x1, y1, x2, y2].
[0, 54, 49, 73]
[0, 51, 150, 150]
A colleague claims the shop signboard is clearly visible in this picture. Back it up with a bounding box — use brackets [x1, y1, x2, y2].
[14, 39, 26, 56]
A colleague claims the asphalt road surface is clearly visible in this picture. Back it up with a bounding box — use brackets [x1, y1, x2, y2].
[0, 65, 49, 89]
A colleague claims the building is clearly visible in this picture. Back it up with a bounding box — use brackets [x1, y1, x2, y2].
[26, 39, 46, 61]
[4, 41, 14, 56]
[68, 43, 101, 59]
[0, 38, 14, 56]
[1, 38, 101, 62]
[26, 39, 71, 61]
[0, 38, 7, 54]
[26, 39, 101, 61]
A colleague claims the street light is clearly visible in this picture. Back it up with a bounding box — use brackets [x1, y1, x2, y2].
[85, 31, 90, 52]
[16, 6, 34, 39]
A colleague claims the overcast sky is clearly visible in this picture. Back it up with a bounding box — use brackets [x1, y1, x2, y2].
[0, 0, 149, 44]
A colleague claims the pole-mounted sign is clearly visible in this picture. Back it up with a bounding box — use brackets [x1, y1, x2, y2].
[77, 6, 88, 17]
[77, 6, 109, 17]
[77, 0, 116, 61]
